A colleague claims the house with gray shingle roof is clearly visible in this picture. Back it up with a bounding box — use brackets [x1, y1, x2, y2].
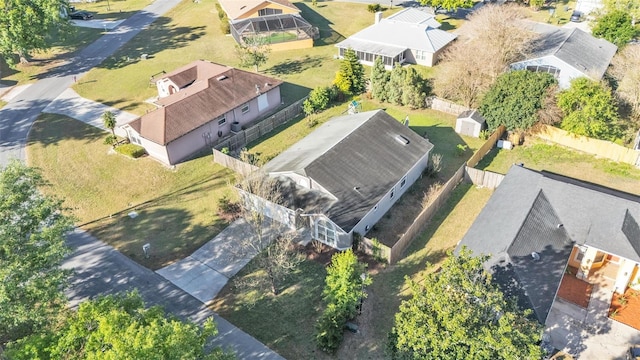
[121, 60, 282, 165]
[457, 165, 640, 338]
[244, 109, 433, 250]
[335, 8, 457, 68]
[511, 27, 617, 88]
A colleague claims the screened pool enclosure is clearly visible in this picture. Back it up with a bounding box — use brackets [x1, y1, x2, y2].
[231, 14, 316, 46]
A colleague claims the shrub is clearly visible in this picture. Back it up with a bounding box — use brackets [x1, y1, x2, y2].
[220, 21, 230, 34]
[455, 144, 468, 156]
[478, 129, 491, 140]
[104, 134, 118, 146]
[218, 195, 241, 219]
[221, 147, 230, 154]
[315, 303, 347, 353]
[367, 3, 382, 12]
[425, 153, 442, 178]
[303, 86, 331, 115]
[115, 143, 146, 158]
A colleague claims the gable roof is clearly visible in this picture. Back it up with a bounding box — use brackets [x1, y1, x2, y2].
[264, 109, 433, 231]
[458, 165, 640, 322]
[335, 8, 457, 56]
[528, 27, 617, 80]
[458, 109, 485, 124]
[126, 61, 282, 145]
[218, 0, 298, 20]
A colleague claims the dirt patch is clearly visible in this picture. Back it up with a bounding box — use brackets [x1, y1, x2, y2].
[301, 242, 385, 274]
[609, 288, 640, 330]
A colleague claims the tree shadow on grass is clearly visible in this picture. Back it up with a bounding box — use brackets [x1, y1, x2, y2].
[27, 113, 104, 147]
[265, 55, 323, 76]
[296, 3, 345, 46]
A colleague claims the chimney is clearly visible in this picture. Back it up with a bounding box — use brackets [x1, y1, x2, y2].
[375, 11, 383, 24]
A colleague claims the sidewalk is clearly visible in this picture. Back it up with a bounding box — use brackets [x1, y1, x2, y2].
[156, 218, 282, 304]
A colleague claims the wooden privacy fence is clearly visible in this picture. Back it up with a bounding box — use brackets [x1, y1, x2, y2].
[215, 97, 307, 152]
[534, 125, 640, 166]
[387, 164, 466, 264]
[464, 167, 505, 189]
[428, 97, 470, 115]
[212, 149, 258, 177]
[467, 125, 506, 168]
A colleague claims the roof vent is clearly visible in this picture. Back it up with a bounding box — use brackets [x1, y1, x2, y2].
[255, 84, 260, 94]
[531, 252, 541, 261]
[557, 223, 564, 229]
[395, 135, 410, 145]
[353, 186, 361, 191]
[216, 75, 227, 81]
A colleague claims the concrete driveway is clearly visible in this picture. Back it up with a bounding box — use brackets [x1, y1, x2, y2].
[156, 218, 284, 304]
[64, 229, 285, 359]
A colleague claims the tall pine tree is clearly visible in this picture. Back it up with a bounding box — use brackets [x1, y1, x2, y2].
[334, 49, 366, 95]
[370, 56, 390, 102]
[385, 63, 405, 105]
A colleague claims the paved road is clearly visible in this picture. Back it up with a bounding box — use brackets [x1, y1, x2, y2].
[64, 229, 284, 359]
[0, 0, 180, 165]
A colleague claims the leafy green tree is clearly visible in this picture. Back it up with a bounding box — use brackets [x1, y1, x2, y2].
[387, 248, 543, 360]
[479, 70, 556, 131]
[316, 250, 371, 353]
[334, 49, 366, 95]
[370, 56, 390, 102]
[558, 77, 621, 141]
[603, 0, 640, 26]
[385, 63, 405, 105]
[401, 67, 429, 109]
[0, 0, 71, 65]
[592, 10, 637, 47]
[303, 86, 331, 116]
[235, 36, 271, 72]
[419, 0, 474, 12]
[0, 161, 74, 345]
[529, 0, 544, 10]
[102, 110, 116, 136]
[6, 291, 235, 359]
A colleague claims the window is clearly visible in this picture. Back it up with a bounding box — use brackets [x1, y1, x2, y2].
[526, 65, 560, 78]
[373, 205, 378, 212]
[574, 246, 586, 262]
[415, 50, 427, 61]
[400, 176, 407, 188]
[258, 8, 282, 16]
[316, 219, 336, 245]
[594, 251, 606, 263]
[390, 187, 395, 199]
[217, 116, 226, 126]
[241, 104, 250, 114]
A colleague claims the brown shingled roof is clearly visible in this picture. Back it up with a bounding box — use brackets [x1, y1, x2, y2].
[129, 61, 283, 145]
[218, 0, 299, 20]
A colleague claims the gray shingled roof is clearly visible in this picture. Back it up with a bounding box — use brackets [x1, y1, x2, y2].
[458, 109, 485, 124]
[335, 8, 456, 55]
[529, 28, 617, 80]
[263, 110, 433, 232]
[458, 165, 640, 323]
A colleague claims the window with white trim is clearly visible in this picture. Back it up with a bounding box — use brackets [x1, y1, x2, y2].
[400, 176, 407, 188]
[316, 219, 336, 245]
[241, 104, 250, 114]
[415, 50, 427, 61]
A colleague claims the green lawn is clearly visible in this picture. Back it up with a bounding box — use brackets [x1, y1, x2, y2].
[524, 0, 578, 25]
[70, 0, 155, 21]
[73, 0, 381, 114]
[476, 139, 640, 194]
[26, 114, 236, 269]
[212, 183, 493, 359]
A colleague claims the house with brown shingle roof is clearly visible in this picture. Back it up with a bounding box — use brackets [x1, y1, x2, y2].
[121, 60, 282, 165]
[219, 0, 315, 51]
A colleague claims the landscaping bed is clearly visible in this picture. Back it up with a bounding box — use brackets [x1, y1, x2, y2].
[609, 288, 640, 330]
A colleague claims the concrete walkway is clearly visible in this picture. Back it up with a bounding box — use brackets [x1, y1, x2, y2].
[42, 88, 137, 136]
[64, 229, 285, 360]
[71, 19, 126, 30]
[157, 218, 282, 304]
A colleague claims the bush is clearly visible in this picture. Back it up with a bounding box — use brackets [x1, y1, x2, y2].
[303, 86, 331, 116]
[104, 134, 118, 146]
[115, 143, 146, 158]
[367, 3, 382, 12]
[315, 304, 347, 354]
[478, 129, 491, 140]
[220, 21, 230, 34]
[455, 144, 468, 157]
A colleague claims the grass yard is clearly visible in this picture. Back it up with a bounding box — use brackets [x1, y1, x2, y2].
[70, 0, 156, 21]
[476, 139, 640, 195]
[26, 114, 236, 269]
[73, 0, 382, 115]
[524, 0, 578, 25]
[211, 183, 493, 359]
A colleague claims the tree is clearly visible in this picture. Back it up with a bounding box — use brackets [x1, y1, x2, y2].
[558, 77, 621, 141]
[0, 161, 74, 345]
[315, 250, 371, 353]
[592, 10, 637, 47]
[334, 49, 366, 95]
[611, 45, 640, 119]
[6, 291, 235, 359]
[102, 110, 116, 136]
[434, 4, 534, 108]
[479, 70, 556, 131]
[603, 0, 640, 25]
[401, 67, 429, 109]
[419, 0, 473, 12]
[387, 248, 543, 360]
[529, 0, 544, 11]
[303, 86, 331, 116]
[385, 63, 405, 105]
[235, 36, 271, 72]
[0, 0, 71, 65]
[235, 173, 303, 296]
[370, 56, 390, 102]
